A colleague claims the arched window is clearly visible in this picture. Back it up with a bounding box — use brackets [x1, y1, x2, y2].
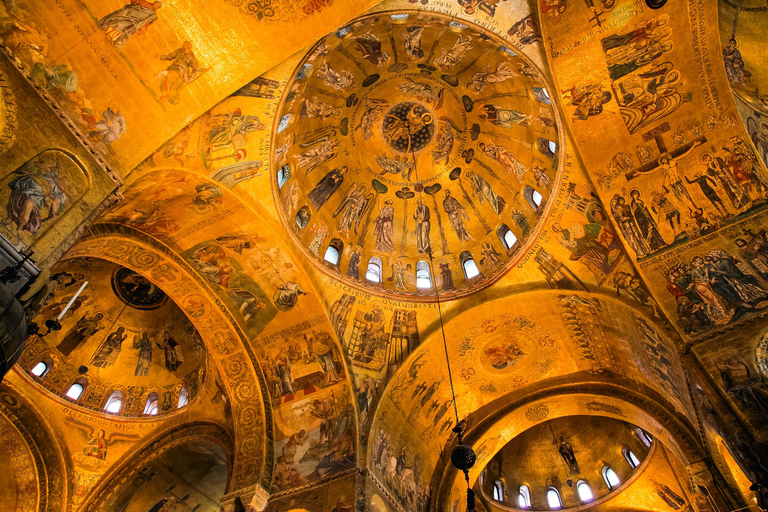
[548, 140, 557, 153]
[547, 487, 562, 509]
[31, 361, 48, 377]
[518, 485, 531, 508]
[104, 390, 124, 414]
[523, 185, 544, 211]
[623, 447, 640, 469]
[278, 114, 292, 134]
[277, 164, 291, 188]
[178, 386, 189, 408]
[493, 480, 504, 502]
[324, 239, 343, 266]
[66, 383, 84, 400]
[498, 224, 518, 250]
[635, 427, 653, 447]
[533, 87, 551, 104]
[602, 465, 620, 490]
[460, 251, 480, 279]
[577, 480, 594, 503]
[144, 392, 159, 415]
[366, 257, 383, 283]
[416, 260, 431, 289]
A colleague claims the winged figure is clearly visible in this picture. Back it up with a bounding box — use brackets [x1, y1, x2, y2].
[332, 183, 374, 235]
[356, 99, 389, 140]
[316, 62, 356, 91]
[404, 26, 425, 60]
[398, 79, 444, 108]
[355, 32, 390, 66]
[376, 154, 414, 181]
[66, 416, 139, 461]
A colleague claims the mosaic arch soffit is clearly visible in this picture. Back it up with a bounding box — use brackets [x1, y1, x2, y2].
[436, 394, 700, 510]
[537, 0, 768, 343]
[85, 170, 363, 489]
[0, 379, 71, 512]
[62, 236, 271, 493]
[81, 421, 234, 512]
[0, 0, 381, 171]
[367, 289, 700, 510]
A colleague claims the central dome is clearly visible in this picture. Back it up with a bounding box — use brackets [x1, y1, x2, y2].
[272, 11, 564, 300]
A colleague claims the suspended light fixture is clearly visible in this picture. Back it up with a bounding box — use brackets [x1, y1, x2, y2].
[407, 125, 477, 512]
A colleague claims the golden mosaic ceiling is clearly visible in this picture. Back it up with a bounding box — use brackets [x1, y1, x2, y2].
[21, 257, 207, 418]
[272, 10, 564, 300]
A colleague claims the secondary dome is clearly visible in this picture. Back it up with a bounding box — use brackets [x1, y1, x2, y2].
[272, 10, 563, 301]
[20, 257, 207, 418]
[479, 416, 653, 510]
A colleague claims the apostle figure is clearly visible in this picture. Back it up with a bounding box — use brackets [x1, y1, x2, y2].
[347, 248, 361, 279]
[719, 354, 768, 418]
[465, 170, 506, 214]
[308, 332, 342, 386]
[443, 190, 471, 242]
[308, 166, 348, 210]
[133, 331, 153, 376]
[373, 199, 395, 251]
[156, 330, 183, 372]
[273, 281, 306, 311]
[723, 37, 751, 85]
[56, 312, 104, 357]
[610, 195, 648, 258]
[4, 156, 66, 241]
[274, 346, 293, 395]
[88, 106, 126, 144]
[440, 262, 455, 291]
[99, 1, 161, 50]
[157, 41, 209, 104]
[414, 198, 431, 254]
[90, 326, 127, 368]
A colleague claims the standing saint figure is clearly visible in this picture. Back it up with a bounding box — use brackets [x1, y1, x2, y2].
[156, 330, 183, 372]
[414, 198, 431, 254]
[157, 41, 209, 105]
[56, 312, 104, 357]
[90, 326, 127, 368]
[443, 190, 471, 242]
[308, 166, 348, 210]
[373, 199, 395, 251]
[88, 106, 127, 144]
[629, 189, 665, 252]
[465, 170, 506, 214]
[308, 332, 342, 386]
[133, 331, 153, 376]
[99, 0, 162, 50]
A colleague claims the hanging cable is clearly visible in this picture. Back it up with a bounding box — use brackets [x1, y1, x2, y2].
[406, 123, 475, 511]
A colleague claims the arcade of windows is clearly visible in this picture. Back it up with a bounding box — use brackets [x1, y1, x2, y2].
[491, 446, 644, 509]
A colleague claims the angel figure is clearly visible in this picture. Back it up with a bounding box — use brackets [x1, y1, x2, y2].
[297, 137, 340, 175]
[316, 62, 357, 91]
[333, 184, 373, 235]
[467, 62, 516, 94]
[66, 416, 138, 463]
[356, 99, 389, 140]
[398, 79, 444, 108]
[433, 36, 472, 69]
[355, 32, 390, 66]
[376, 154, 414, 181]
[479, 141, 528, 181]
[300, 97, 342, 119]
[404, 26, 425, 60]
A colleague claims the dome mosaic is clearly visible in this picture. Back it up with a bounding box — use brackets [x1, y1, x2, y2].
[20, 257, 207, 418]
[272, 10, 564, 300]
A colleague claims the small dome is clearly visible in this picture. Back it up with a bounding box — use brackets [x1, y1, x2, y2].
[21, 258, 207, 417]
